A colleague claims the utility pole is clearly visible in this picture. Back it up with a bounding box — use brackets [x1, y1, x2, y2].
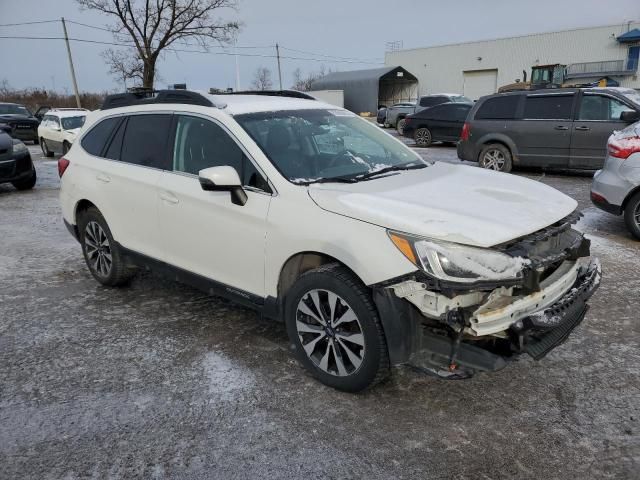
[234, 40, 241, 91]
[61, 17, 81, 108]
[275, 43, 283, 90]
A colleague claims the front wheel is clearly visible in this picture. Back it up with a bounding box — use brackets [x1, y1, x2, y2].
[479, 143, 513, 172]
[41, 139, 54, 158]
[396, 118, 406, 135]
[285, 264, 390, 392]
[78, 207, 136, 286]
[624, 191, 640, 240]
[415, 127, 432, 147]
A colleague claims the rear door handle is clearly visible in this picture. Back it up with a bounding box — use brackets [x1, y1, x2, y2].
[554, 125, 569, 131]
[96, 173, 111, 183]
[575, 126, 591, 131]
[160, 192, 179, 205]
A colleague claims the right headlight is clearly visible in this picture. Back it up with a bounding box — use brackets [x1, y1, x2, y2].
[388, 231, 529, 283]
[12, 139, 28, 153]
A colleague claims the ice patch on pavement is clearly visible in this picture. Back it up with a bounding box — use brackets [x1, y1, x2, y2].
[201, 351, 255, 399]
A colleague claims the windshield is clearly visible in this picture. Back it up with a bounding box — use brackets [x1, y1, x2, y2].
[235, 109, 425, 183]
[61, 116, 86, 130]
[621, 90, 640, 107]
[0, 104, 31, 116]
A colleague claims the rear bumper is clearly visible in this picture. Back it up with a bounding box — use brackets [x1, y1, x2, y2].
[373, 257, 601, 376]
[457, 140, 476, 162]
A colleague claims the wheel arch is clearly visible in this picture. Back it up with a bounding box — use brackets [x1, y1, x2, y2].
[476, 134, 518, 162]
[622, 184, 640, 210]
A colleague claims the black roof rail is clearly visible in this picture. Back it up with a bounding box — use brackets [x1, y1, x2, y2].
[214, 89, 317, 100]
[101, 89, 216, 110]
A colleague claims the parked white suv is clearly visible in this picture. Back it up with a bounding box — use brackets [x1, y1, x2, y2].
[38, 108, 88, 157]
[59, 90, 601, 392]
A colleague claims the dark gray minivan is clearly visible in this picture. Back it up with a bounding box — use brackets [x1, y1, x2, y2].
[457, 87, 640, 172]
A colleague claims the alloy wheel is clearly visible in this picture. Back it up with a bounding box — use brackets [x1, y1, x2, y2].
[296, 289, 365, 377]
[635, 203, 640, 228]
[84, 221, 112, 277]
[415, 128, 431, 146]
[482, 149, 506, 170]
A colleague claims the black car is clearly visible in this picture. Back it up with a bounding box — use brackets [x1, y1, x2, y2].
[457, 87, 640, 172]
[0, 123, 37, 190]
[402, 102, 473, 146]
[0, 102, 40, 144]
[376, 106, 387, 125]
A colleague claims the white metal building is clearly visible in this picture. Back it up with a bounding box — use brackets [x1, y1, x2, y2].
[385, 22, 640, 100]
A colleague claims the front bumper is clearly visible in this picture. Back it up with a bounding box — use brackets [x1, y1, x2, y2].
[373, 257, 601, 376]
[0, 152, 33, 183]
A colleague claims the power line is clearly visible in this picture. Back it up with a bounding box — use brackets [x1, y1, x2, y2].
[280, 45, 382, 63]
[0, 20, 59, 27]
[0, 35, 383, 64]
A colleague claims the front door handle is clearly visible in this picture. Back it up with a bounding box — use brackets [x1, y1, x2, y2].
[160, 192, 179, 205]
[554, 125, 569, 131]
[96, 173, 111, 183]
[575, 126, 591, 131]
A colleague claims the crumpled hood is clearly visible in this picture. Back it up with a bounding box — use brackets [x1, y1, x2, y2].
[64, 128, 81, 137]
[307, 162, 577, 248]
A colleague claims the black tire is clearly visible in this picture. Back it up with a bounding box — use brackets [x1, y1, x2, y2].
[62, 141, 70, 155]
[383, 119, 390, 128]
[284, 263, 390, 392]
[479, 143, 513, 173]
[396, 118, 406, 135]
[623, 191, 640, 240]
[78, 207, 136, 287]
[41, 138, 54, 158]
[33, 136, 39, 145]
[12, 167, 36, 190]
[415, 127, 433, 147]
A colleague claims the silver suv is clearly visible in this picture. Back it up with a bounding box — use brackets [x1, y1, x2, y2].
[591, 120, 640, 239]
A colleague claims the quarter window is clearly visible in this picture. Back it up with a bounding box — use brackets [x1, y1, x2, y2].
[579, 95, 630, 121]
[80, 117, 120, 157]
[172, 115, 270, 191]
[475, 96, 519, 120]
[120, 114, 172, 168]
[524, 95, 574, 120]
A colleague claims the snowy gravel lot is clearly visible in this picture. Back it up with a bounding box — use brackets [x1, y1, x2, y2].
[1, 141, 638, 479]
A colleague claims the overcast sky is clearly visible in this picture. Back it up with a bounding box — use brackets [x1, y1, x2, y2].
[0, 0, 638, 93]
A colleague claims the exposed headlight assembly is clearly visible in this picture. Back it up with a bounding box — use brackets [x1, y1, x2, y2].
[12, 139, 28, 153]
[388, 231, 529, 283]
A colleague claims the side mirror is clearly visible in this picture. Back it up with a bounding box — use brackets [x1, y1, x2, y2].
[198, 166, 248, 206]
[620, 110, 640, 123]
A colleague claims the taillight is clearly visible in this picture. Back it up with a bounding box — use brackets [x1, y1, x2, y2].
[461, 122, 470, 141]
[608, 135, 640, 159]
[58, 157, 70, 177]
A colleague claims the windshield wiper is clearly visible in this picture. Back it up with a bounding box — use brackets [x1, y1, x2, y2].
[297, 176, 360, 185]
[355, 163, 427, 181]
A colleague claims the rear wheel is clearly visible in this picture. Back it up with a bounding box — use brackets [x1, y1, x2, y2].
[623, 191, 640, 240]
[12, 167, 36, 190]
[415, 127, 432, 147]
[479, 143, 513, 173]
[396, 118, 406, 135]
[284, 263, 390, 392]
[62, 141, 70, 155]
[41, 138, 54, 158]
[78, 207, 136, 286]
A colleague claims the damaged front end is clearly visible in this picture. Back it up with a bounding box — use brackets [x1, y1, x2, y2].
[373, 212, 601, 378]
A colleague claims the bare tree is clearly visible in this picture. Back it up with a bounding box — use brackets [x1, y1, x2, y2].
[291, 65, 333, 92]
[77, 0, 240, 89]
[251, 66, 273, 91]
[101, 49, 144, 89]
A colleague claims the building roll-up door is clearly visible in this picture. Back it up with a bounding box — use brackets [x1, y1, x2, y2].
[463, 69, 498, 101]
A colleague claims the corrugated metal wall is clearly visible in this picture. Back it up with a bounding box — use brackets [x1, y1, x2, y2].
[385, 22, 640, 98]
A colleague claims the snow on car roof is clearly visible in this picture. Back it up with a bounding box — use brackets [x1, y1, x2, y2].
[49, 109, 88, 119]
[203, 94, 337, 115]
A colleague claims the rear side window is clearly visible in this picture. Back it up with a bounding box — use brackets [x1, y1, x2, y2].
[120, 114, 172, 168]
[524, 95, 574, 120]
[475, 96, 519, 120]
[81, 117, 119, 156]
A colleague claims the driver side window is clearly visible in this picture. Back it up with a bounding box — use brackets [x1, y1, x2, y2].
[173, 115, 270, 192]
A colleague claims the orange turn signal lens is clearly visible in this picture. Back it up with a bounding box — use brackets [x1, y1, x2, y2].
[389, 233, 417, 266]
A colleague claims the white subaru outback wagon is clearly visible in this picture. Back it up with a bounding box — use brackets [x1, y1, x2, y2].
[59, 89, 601, 392]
